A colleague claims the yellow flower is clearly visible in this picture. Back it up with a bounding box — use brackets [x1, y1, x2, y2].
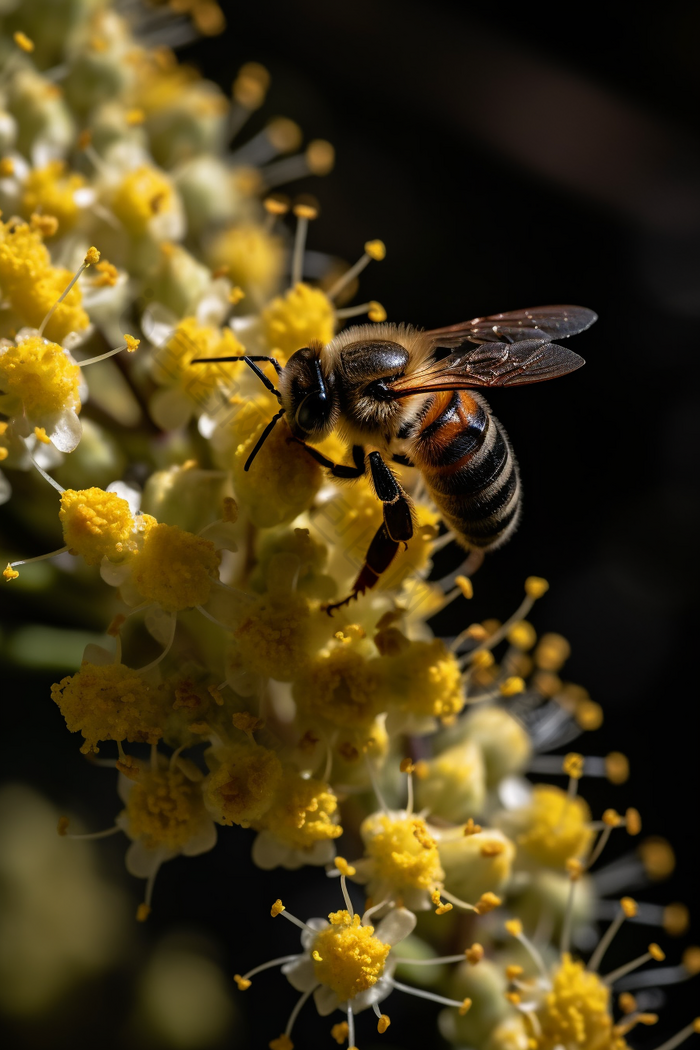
[0, 335, 81, 418]
[123, 767, 210, 853]
[21, 161, 87, 233]
[110, 165, 176, 236]
[59, 487, 135, 565]
[252, 770, 342, 868]
[312, 911, 391, 1003]
[206, 223, 284, 302]
[204, 743, 282, 826]
[51, 662, 165, 753]
[129, 522, 221, 613]
[261, 283, 335, 364]
[508, 785, 593, 868]
[533, 954, 625, 1050]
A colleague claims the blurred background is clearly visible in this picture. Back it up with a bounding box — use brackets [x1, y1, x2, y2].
[2, 0, 698, 1046]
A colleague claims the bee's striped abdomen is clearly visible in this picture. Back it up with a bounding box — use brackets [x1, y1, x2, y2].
[410, 390, 521, 550]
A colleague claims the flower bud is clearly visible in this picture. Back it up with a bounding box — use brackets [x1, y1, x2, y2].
[414, 739, 486, 822]
[141, 462, 231, 535]
[174, 155, 249, 236]
[7, 70, 75, 160]
[439, 960, 510, 1048]
[436, 827, 515, 902]
[461, 706, 532, 785]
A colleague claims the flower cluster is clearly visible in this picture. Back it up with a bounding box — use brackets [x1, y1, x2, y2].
[0, 4, 697, 1050]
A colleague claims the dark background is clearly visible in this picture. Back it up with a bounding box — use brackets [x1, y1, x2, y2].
[3, 1, 699, 1046]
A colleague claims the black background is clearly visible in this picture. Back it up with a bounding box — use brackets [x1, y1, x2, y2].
[3, 1, 699, 1046]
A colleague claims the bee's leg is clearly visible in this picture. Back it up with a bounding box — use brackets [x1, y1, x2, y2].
[324, 523, 400, 614]
[296, 442, 366, 480]
[324, 453, 414, 615]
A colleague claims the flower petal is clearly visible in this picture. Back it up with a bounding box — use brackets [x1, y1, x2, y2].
[48, 409, 82, 453]
[313, 984, 340, 1017]
[281, 956, 317, 992]
[182, 818, 217, 857]
[374, 907, 417, 946]
[125, 840, 172, 878]
[300, 917, 328, 951]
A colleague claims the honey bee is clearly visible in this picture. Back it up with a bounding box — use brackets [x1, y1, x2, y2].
[198, 305, 596, 612]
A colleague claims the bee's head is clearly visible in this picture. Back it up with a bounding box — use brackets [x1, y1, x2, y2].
[278, 343, 339, 441]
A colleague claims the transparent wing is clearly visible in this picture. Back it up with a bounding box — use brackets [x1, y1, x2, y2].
[388, 339, 585, 397]
[426, 305, 597, 348]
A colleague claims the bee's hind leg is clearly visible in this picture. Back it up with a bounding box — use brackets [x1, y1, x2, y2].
[324, 523, 401, 615]
[324, 452, 414, 615]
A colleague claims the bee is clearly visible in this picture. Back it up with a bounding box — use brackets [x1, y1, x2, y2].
[198, 305, 596, 612]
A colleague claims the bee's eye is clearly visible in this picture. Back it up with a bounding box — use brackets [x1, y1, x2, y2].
[295, 390, 331, 433]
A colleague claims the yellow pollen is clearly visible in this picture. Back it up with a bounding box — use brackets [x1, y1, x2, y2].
[130, 522, 220, 612]
[33, 425, 50, 444]
[506, 992, 522, 1005]
[0, 158, 15, 176]
[312, 950, 322, 962]
[94, 261, 118, 286]
[233, 974, 251, 990]
[264, 196, 290, 216]
[124, 334, 140, 353]
[59, 487, 135, 565]
[663, 903, 689, 936]
[508, 620, 537, 650]
[331, 1021, 349, 1043]
[377, 1013, 391, 1033]
[204, 742, 282, 826]
[566, 858, 584, 880]
[57, 816, 69, 836]
[125, 767, 207, 851]
[136, 903, 151, 922]
[500, 676, 525, 696]
[603, 809, 622, 827]
[474, 892, 501, 914]
[505, 919, 523, 937]
[605, 752, 629, 784]
[399, 758, 414, 773]
[230, 712, 265, 735]
[525, 575, 549, 599]
[256, 771, 342, 850]
[455, 574, 474, 599]
[648, 943, 665, 961]
[563, 752, 585, 779]
[125, 108, 146, 125]
[576, 699, 604, 731]
[0, 335, 81, 418]
[459, 999, 473, 1016]
[228, 285, 245, 304]
[84, 246, 100, 265]
[111, 166, 175, 235]
[618, 992, 637, 1014]
[311, 910, 390, 1002]
[78, 130, 92, 150]
[625, 808, 642, 835]
[621, 897, 638, 918]
[466, 943, 484, 964]
[368, 301, 387, 322]
[261, 283, 335, 363]
[536, 953, 619, 1050]
[3, 564, 20, 581]
[335, 857, 357, 877]
[506, 964, 524, 980]
[13, 31, 34, 52]
[517, 784, 593, 867]
[270, 899, 285, 917]
[365, 239, 386, 261]
[293, 202, 318, 221]
[361, 812, 443, 892]
[471, 649, 495, 671]
[268, 1035, 293, 1050]
[51, 661, 164, 753]
[464, 818, 482, 836]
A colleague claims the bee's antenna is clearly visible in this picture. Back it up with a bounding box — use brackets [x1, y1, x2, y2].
[193, 355, 282, 401]
[244, 409, 285, 471]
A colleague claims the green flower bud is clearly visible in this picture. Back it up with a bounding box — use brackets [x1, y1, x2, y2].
[511, 869, 594, 938]
[462, 706, 532, 786]
[414, 739, 486, 823]
[141, 462, 231, 535]
[174, 155, 250, 237]
[437, 827, 515, 904]
[440, 960, 510, 1048]
[7, 69, 75, 159]
[149, 244, 213, 319]
[147, 83, 228, 169]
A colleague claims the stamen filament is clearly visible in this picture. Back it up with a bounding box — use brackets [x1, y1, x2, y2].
[29, 456, 65, 493]
[651, 1022, 700, 1050]
[512, 929, 549, 979]
[340, 874, 354, 918]
[39, 257, 92, 337]
[291, 216, 308, 287]
[335, 302, 376, 319]
[588, 910, 627, 972]
[327, 253, 372, 301]
[77, 344, 128, 367]
[64, 824, 122, 840]
[279, 909, 316, 934]
[347, 1004, 355, 1049]
[603, 951, 654, 985]
[586, 824, 614, 870]
[560, 877, 577, 954]
[390, 978, 467, 1009]
[241, 954, 301, 982]
[392, 954, 467, 966]
[452, 592, 534, 655]
[138, 612, 177, 673]
[8, 545, 69, 570]
[405, 768, 414, 817]
[365, 752, 389, 815]
[440, 888, 476, 912]
[286, 984, 317, 1038]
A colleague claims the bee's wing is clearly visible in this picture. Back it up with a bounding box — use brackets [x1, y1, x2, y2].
[388, 339, 585, 396]
[426, 305, 597, 348]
